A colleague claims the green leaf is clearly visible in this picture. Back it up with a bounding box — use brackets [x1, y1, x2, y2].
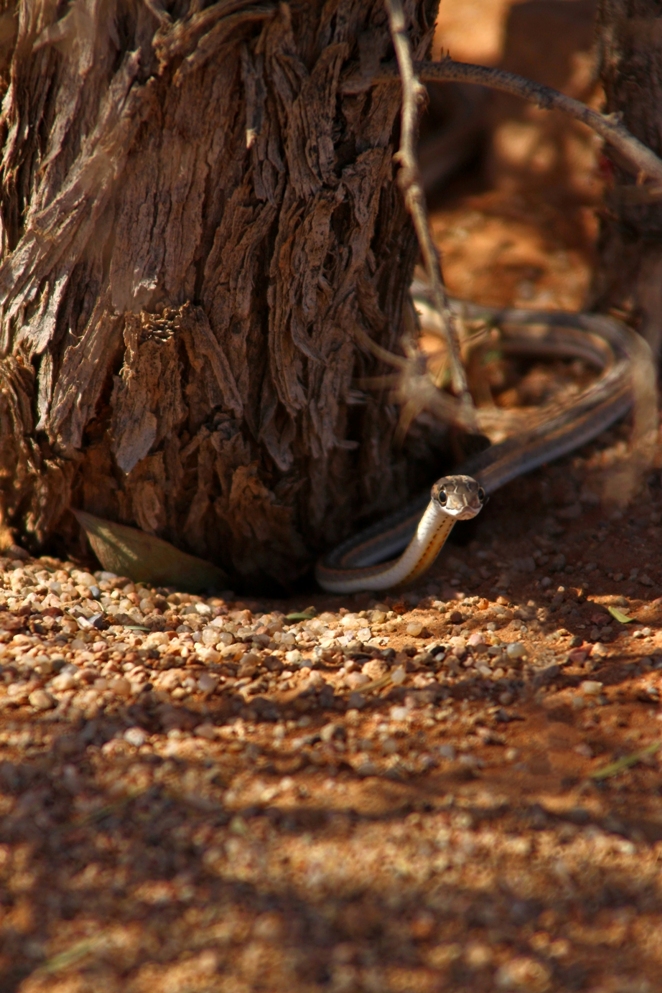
[74, 510, 229, 594]
[607, 605, 635, 624]
[590, 742, 659, 781]
[285, 607, 317, 621]
[39, 938, 97, 974]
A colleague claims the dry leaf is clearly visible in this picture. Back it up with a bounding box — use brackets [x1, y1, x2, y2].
[74, 510, 229, 593]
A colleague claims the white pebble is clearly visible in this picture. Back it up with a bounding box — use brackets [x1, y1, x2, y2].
[145, 631, 169, 647]
[340, 614, 360, 629]
[580, 680, 603, 696]
[406, 621, 423, 637]
[285, 649, 302, 666]
[201, 627, 221, 646]
[50, 671, 78, 692]
[124, 727, 147, 747]
[506, 642, 526, 660]
[390, 666, 406, 685]
[198, 673, 218, 694]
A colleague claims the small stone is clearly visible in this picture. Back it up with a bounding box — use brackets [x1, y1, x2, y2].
[198, 673, 218, 694]
[196, 646, 221, 663]
[390, 705, 409, 721]
[28, 689, 55, 711]
[320, 722, 342, 743]
[340, 614, 361, 629]
[145, 631, 169, 647]
[238, 653, 260, 676]
[348, 691, 366, 710]
[580, 680, 603, 696]
[50, 671, 78, 691]
[284, 649, 302, 666]
[109, 677, 132, 697]
[406, 621, 423, 637]
[467, 631, 486, 648]
[495, 955, 551, 991]
[438, 744, 456, 760]
[201, 627, 221, 646]
[390, 666, 406, 685]
[465, 943, 493, 969]
[506, 642, 526, 660]
[124, 727, 147, 747]
[567, 648, 588, 665]
[194, 723, 217, 739]
[449, 610, 463, 624]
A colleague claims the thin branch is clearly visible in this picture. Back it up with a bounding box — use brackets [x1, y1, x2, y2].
[382, 1, 473, 408]
[373, 56, 662, 188]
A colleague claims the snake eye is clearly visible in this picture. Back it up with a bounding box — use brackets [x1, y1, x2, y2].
[437, 489, 447, 506]
[477, 487, 486, 503]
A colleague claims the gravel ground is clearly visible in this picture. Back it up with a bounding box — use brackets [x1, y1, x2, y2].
[1, 418, 662, 993]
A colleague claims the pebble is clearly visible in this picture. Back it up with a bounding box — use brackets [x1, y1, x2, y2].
[495, 956, 551, 990]
[194, 723, 216, 739]
[124, 727, 147, 747]
[506, 642, 526, 660]
[406, 621, 423, 637]
[467, 631, 486, 648]
[340, 614, 361, 629]
[579, 680, 603, 696]
[198, 673, 218, 694]
[28, 689, 54, 711]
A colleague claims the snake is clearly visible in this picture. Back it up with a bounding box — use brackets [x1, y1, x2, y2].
[316, 293, 638, 594]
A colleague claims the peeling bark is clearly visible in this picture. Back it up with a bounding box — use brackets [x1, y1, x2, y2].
[0, 0, 439, 590]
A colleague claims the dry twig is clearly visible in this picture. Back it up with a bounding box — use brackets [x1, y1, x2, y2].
[374, 56, 662, 189]
[382, 0, 473, 411]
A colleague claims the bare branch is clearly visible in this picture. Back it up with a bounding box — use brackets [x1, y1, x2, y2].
[382, 0, 473, 409]
[373, 56, 662, 189]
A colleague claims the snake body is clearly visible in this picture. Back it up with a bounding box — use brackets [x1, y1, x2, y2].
[316, 298, 636, 594]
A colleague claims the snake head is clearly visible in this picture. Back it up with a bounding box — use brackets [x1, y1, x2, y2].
[431, 475, 486, 520]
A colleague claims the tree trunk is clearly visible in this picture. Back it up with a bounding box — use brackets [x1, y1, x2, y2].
[0, 0, 439, 591]
[594, 0, 662, 360]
